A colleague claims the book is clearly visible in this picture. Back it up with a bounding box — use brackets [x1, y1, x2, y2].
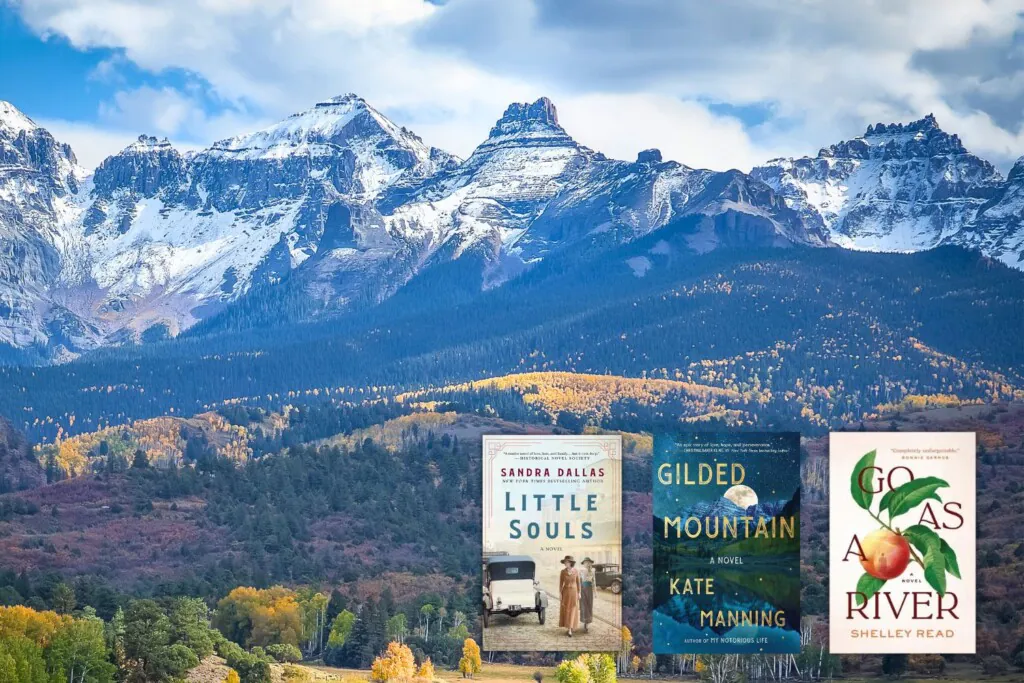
[653, 432, 801, 654]
[828, 432, 976, 654]
[481, 434, 622, 652]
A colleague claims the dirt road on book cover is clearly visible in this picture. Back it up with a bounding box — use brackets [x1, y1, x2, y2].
[484, 561, 620, 650]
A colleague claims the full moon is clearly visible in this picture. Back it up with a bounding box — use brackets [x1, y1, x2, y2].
[723, 484, 758, 509]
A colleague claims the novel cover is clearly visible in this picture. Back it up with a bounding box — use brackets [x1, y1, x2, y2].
[829, 432, 976, 654]
[653, 432, 801, 654]
[481, 435, 622, 652]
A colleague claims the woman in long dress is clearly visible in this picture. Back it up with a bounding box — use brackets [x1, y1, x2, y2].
[579, 557, 595, 633]
[558, 555, 581, 637]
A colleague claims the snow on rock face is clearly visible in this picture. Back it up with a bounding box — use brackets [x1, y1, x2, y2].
[752, 115, 1003, 252]
[0, 96, 461, 356]
[1, 96, 1022, 361]
[0, 101, 40, 137]
[954, 156, 1024, 268]
[90, 135, 186, 201]
[451, 97, 598, 202]
[0, 101, 95, 353]
[379, 98, 823, 290]
[202, 94, 455, 199]
[376, 98, 601, 271]
[72, 95, 458, 341]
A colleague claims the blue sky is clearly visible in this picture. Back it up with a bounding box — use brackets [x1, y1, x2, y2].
[2, 11, 229, 124]
[4, 0, 1024, 172]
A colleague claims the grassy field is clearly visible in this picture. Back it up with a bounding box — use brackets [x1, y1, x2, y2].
[297, 662, 678, 683]
[295, 662, 565, 682]
[290, 660, 1023, 683]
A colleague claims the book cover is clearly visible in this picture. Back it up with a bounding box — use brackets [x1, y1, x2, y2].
[828, 432, 976, 654]
[653, 432, 801, 654]
[481, 435, 622, 652]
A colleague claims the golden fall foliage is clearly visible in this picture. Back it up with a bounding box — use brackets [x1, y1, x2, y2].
[370, 641, 416, 681]
[457, 638, 482, 678]
[216, 586, 304, 648]
[324, 411, 459, 451]
[398, 372, 738, 423]
[416, 657, 435, 681]
[0, 605, 70, 647]
[36, 410, 261, 480]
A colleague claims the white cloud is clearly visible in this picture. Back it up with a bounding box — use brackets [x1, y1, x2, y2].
[555, 93, 775, 171]
[14, 0, 1024, 171]
[39, 85, 269, 169]
[96, 86, 268, 143]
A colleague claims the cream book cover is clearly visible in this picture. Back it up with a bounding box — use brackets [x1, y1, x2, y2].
[482, 435, 622, 652]
[828, 432, 976, 654]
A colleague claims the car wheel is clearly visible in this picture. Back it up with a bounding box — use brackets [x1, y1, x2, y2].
[611, 580, 622, 595]
[538, 607, 546, 625]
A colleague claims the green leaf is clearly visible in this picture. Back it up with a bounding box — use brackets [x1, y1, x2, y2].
[885, 476, 949, 519]
[923, 542, 947, 596]
[902, 524, 941, 557]
[878, 488, 896, 520]
[901, 526, 961, 582]
[855, 572, 887, 607]
[940, 538, 961, 579]
[850, 450, 877, 510]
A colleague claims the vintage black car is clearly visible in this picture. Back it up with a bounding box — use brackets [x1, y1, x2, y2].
[482, 555, 548, 627]
[593, 563, 622, 594]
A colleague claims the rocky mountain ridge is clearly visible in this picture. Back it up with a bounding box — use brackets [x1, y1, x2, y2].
[0, 97, 1020, 361]
[751, 114, 1018, 263]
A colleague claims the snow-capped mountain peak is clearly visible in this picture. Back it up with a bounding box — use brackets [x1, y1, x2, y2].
[381, 97, 600, 264]
[486, 97, 562, 139]
[752, 115, 1002, 252]
[123, 134, 175, 153]
[0, 95, 1021, 361]
[457, 96, 596, 191]
[209, 93, 431, 162]
[0, 101, 38, 136]
[819, 114, 971, 162]
[471, 97, 589, 158]
[955, 154, 1024, 268]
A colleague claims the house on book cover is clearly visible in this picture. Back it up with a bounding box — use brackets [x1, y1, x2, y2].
[653, 432, 801, 654]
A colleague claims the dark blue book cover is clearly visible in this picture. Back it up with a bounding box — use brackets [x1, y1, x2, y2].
[653, 432, 801, 654]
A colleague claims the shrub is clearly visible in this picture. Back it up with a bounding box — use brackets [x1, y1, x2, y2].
[579, 654, 616, 683]
[554, 654, 617, 683]
[266, 643, 303, 663]
[165, 643, 200, 673]
[215, 638, 272, 683]
[417, 656, 436, 680]
[982, 655, 1008, 675]
[283, 664, 313, 682]
[908, 653, 945, 674]
[457, 638, 481, 679]
[371, 641, 416, 682]
[554, 659, 590, 683]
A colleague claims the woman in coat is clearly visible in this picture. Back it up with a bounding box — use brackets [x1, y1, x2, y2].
[558, 555, 581, 637]
[579, 557, 595, 633]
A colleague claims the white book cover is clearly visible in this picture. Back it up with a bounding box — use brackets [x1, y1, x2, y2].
[481, 434, 622, 652]
[829, 432, 976, 654]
